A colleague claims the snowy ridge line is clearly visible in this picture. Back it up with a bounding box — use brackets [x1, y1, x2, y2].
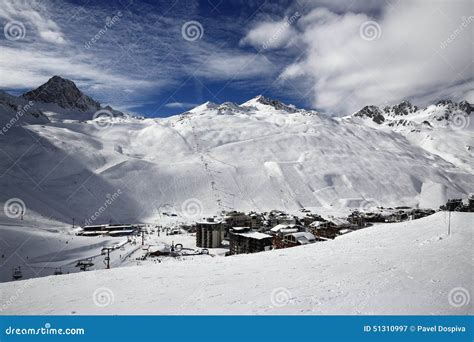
[0, 77, 473, 224]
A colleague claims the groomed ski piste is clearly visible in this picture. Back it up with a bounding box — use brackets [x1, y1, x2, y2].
[0, 212, 471, 315]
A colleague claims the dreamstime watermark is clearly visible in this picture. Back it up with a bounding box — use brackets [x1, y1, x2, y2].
[157, 203, 178, 217]
[92, 287, 114, 307]
[270, 287, 292, 307]
[0, 101, 35, 136]
[3, 198, 26, 219]
[3, 20, 26, 41]
[440, 16, 473, 49]
[359, 20, 382, 41]
[84, 189, 122, 226]
[4, 323, 85, 336]
[262, 12, 300, 50]
[271, 115, 292, 130]
[92, 109, 114, 130]
[181, 21, 204, 41]
[181, 198, 203, 219]
[0, 282, 32, 312]
[450, 113, 470, 130]
[448, 287, 470, 308]
[84, 11, 123, 49]
[359, 198, 380, 212]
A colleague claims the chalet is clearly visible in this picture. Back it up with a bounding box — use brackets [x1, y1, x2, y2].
[196, 218, 225, 248]
[347, 211, 366, 228]
[300, 213, 326, 227]
[269, 223, 299, 235]
[309, 217, 353, 239]
[441, 199, 464, 211]
[273, 231, 317, 249]
[264, 210, 296, 227]
[223, 211, 254, 228]
[285, 232, 316, 245]
[440, 195, 474, 212]
[229, 227, 272, 255]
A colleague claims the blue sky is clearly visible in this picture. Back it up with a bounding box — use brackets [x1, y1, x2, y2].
[0, 0, 472, 117]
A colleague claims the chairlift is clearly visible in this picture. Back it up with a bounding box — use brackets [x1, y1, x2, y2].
[75, 258, 94, 271]
[12, 266, 23, 280]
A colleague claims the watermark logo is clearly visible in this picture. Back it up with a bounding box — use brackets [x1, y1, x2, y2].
[181, 21, 204, 41]
[359, 198, 379, 212]
[0, 101, 35, 136]
[92, 109, 114, 130]
[84, 189, 122, 226]
[4, 323, 85, 335]
[271, 115, 292, 129]
[4, 21, 26, 41]
[262, 12, 300, 50]
[84, 11, 123, 49]
[270, 287, 292, 307]
[359, 20, 382, 41]
[4, 198, 26, 219]
[181, 198, 203, 219]
[157, 203, 178, 217]
[0, 282, 32, 312]
[448, 287, 470, 308]
[92, 287, 114, 307]
[450, 113, 470, 130]
[440, 16, 473, 49]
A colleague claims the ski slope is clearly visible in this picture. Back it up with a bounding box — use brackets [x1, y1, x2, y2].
[1, 212, 471, 315]
[0, 95, 472, 226]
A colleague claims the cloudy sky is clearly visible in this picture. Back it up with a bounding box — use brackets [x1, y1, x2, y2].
[0, 0, 472, 116]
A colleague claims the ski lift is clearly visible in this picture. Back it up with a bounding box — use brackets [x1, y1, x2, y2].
[12, 266, 23, 280]
[75, 258, 94, 271]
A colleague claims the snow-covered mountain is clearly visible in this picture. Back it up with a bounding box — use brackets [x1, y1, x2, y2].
[0, 90, 50, 127]
[0, 77, 472, 226]
[14, 76, 127, 122]
[346, 100, 473, 173]
[22, 75, 101, 113]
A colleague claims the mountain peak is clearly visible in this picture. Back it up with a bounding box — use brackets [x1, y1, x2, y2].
[353, 105, 385, 124]
[352, 99, 472, 129]
[383, 100, 418, 117]
[188, 101, 218, 113]
[21, 76, 101, 112]
[242, 95, 299, 113]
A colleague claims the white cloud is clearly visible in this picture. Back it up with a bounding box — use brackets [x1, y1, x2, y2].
[0, 0, 278, 110]
[260, 0, 473, 114]
[0, 0, 66, 44]
[240, 14, 300, 50]
[191, 50, 276, 79]
[164, 102, 198, 109]
[0, 46, 154, 91]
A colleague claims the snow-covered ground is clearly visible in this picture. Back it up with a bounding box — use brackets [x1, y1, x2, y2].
[1, 212, 471, 315]
[0, 219, 225, 283]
